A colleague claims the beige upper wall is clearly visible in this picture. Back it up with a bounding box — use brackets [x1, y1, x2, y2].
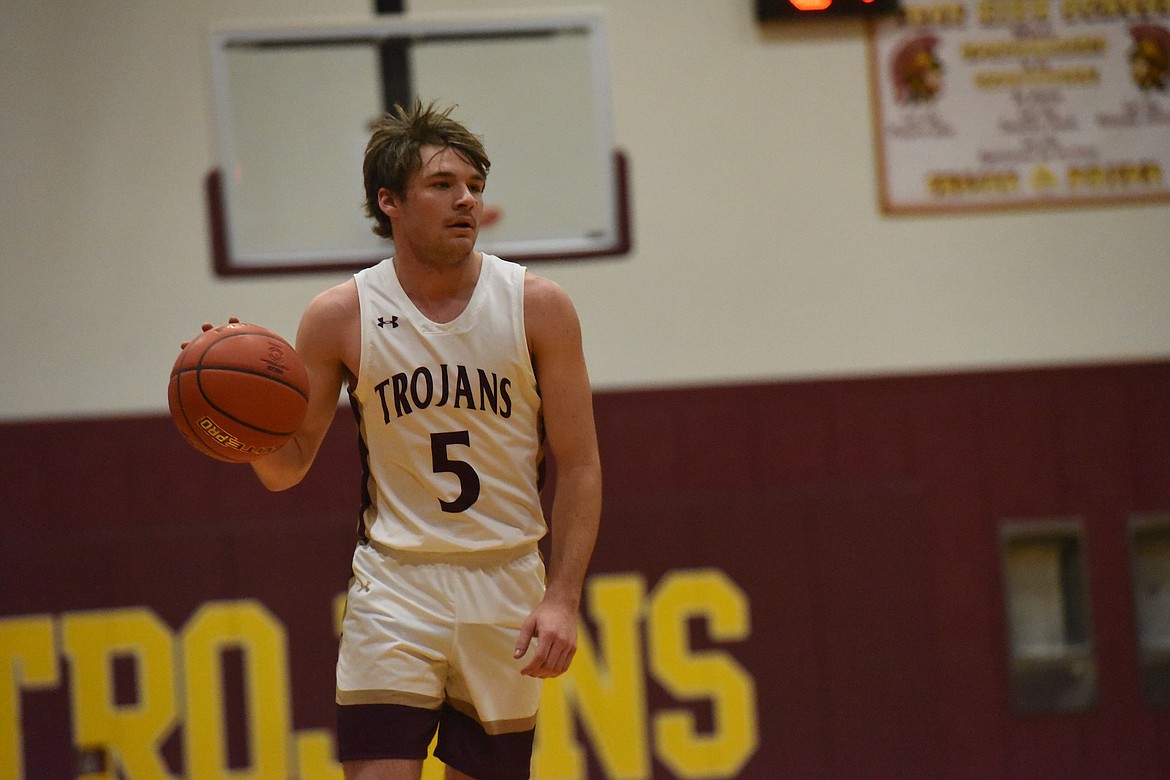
[2, 0, 1168, 421]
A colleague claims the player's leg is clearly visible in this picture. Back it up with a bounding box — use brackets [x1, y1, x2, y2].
[442, 766, 475, 780]
[335, 544, 451, 769]
[345, 758, 425, 780]
[436, 549, 546, 780]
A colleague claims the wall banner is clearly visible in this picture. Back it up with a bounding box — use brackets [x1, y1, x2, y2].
[869, 0, 1170, 213]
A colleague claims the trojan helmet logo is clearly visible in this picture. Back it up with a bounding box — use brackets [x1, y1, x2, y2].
[1129, 24, 1170, 92]
[891, 35, 944, 104]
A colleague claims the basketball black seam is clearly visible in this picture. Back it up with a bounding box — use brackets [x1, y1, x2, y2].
[173, 364, 309, 401]
[174, 329, 305, 449]
[173, 371, 236, 461]
[191, 377, 298, 438]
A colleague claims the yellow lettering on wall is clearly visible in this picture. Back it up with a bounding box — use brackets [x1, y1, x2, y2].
[533, 676, 585, 779]
[59, 608, 176, 780]
[648, 569, 758, 780]
[421, 736, 445, 780]
[181, 600, 290, 780]
[0, 616, 59, 780]
[295, 729, 342, 780]
[9, 571, 761, 780]
[533, 573, 650, 780]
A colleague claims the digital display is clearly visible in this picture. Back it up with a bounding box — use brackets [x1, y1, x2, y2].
[758, 0, 901, 19]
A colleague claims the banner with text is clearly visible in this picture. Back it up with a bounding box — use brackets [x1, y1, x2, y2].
[870, 0, 1170, 212]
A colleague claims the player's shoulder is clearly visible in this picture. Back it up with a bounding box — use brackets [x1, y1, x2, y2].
[522, 270, 574, 311]
[294, 278, 360, 366]
[298, 279, 359, 352]
[306, 278, 359, 321]
[522, 270, 581, 347]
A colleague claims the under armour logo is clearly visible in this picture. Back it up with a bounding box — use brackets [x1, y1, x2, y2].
[377, 316, 399, 329]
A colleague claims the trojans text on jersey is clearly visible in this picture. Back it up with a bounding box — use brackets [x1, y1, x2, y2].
[372, 363, 514, 423]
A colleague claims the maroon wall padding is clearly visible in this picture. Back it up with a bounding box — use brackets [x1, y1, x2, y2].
[3, 361, 1169, 778]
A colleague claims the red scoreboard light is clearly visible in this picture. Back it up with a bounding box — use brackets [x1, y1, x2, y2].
[758, 0, 900, 18]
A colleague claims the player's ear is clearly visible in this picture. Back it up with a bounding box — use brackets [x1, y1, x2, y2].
[377, 188, 400, 218]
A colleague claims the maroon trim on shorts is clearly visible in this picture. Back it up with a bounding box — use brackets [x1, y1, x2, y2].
[434, 703, 535, 780]
[335, 702, 439, 761]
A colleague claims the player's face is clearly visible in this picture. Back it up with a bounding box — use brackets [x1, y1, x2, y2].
[380, 144, 486, 266]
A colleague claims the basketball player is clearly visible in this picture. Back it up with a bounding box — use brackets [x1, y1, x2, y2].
[250, 101, 602, 779]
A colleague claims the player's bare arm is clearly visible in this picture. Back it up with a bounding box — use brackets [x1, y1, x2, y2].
[514, 272, 602, 678]
[252, 280, 360, 492]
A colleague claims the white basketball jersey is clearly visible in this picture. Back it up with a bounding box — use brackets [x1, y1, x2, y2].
[349, 253, 546, 553]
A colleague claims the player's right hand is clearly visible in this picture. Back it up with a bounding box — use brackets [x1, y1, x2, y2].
[180, 316, 240, 349]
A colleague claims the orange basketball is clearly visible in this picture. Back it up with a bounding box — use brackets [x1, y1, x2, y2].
[168, 322, 310, 463]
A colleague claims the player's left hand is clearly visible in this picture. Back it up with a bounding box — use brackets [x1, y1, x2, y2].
[514, 598, 578, 678]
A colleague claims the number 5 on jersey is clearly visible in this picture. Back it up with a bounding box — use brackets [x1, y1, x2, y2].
[431, 431, 480, 513]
